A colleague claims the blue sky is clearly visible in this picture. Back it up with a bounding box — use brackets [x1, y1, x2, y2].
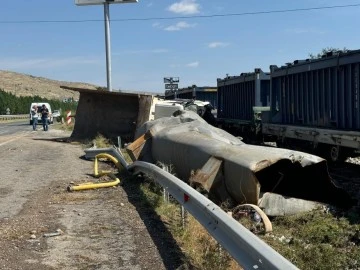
[0, 0, 359, 93]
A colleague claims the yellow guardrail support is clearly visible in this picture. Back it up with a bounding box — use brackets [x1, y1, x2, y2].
[67, 153, 122, 192]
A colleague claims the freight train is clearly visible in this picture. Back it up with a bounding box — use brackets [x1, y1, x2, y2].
[216, 49, 360, 162]
[165, 86, 218, 109]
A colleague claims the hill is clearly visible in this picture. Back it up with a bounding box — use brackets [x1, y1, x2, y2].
[0, 70, 99, 101]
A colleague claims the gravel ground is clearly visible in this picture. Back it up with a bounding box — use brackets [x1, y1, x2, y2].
[0, 129, 185, 270]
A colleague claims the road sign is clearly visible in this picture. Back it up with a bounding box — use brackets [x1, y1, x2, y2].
[164, 77, 179, 84]
[165, 84, 178, 90]
[66, 111, 72, 125]
[75, 0, 138, 6]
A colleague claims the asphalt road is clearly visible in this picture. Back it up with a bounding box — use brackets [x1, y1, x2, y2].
[0, 119, 58, 144]
[0, 124, 183, 269]
[0, 120, 35, 147]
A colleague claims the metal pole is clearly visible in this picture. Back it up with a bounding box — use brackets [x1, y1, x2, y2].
[104, 3, 112, 92]
[254, 71, 261, 106]
[181, 205, 186, 228]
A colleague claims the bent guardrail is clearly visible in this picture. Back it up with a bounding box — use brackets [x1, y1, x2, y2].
[128, 161, 299, 270]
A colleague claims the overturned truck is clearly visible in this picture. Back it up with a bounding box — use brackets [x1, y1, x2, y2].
[133, 110, 352, 213]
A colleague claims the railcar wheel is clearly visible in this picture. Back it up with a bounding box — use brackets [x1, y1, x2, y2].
[328, 145, 350, 163]
[330, 145, 340, 163]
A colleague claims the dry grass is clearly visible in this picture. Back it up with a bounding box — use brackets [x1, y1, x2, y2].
[176, 215, 242, 270]
[93, 133, 113, 148]
[0, 70, 98, 100]
[140, 179, 241, 270]
[259, 210, 360, 270]
[139, 176, 360, 270]
[121, 150, 133, 164]
[58, 122, 75, 132]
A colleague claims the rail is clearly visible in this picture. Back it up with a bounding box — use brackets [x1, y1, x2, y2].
[128, 161, 299, 270]
[0, 114, 28, 121]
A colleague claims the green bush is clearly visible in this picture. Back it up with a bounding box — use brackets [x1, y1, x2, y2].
[0, 89, 77, 115]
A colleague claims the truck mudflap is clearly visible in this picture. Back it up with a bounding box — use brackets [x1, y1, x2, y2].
[134, 111, 352, 209]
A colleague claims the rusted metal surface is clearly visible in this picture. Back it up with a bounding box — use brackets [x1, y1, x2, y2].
[189, 156, 222, 191]
[189, 156, 230, 202]
[135, 110, 352, 208]
[60, 86, 154, 142]
[126, 129, 154, 161]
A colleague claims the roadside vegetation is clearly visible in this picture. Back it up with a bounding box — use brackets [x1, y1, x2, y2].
[262, 210, 360, 269]
[92, 133, 113, 148]
[0, 89, 77, 115]
[137, 177, 360, 269]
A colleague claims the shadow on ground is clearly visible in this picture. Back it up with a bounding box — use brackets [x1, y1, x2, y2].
[32, 137, 79, 143]
[120, 171, 188, 270]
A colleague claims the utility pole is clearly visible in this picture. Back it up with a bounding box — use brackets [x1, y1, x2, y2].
[75, 0, 139, 92]
[104, 2, 112, 91]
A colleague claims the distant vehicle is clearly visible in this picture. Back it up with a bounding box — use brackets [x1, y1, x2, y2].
[153, 99, 214, 121]
[29, 102, 53, 125]
[52, 110, 61, 118]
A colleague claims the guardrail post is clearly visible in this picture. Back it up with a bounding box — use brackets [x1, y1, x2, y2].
[181, 205, 187, 228]
[160, 163, 170, 203]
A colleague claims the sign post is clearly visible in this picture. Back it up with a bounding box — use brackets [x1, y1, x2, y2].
[163, 77, 179, 98]
[75, 0, 139, 92]
[66, 111, 72, 125]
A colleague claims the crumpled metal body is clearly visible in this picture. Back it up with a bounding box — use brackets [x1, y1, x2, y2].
[136, 111, 352, 208]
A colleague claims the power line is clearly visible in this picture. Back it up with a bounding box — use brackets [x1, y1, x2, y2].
[0, 3, 359, 24]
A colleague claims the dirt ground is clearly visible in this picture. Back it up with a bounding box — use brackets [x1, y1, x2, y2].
[0, 128, 185, 270]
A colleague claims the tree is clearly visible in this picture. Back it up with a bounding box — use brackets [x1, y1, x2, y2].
[0, 89, 78, 115]
[309, 47, 349, 59]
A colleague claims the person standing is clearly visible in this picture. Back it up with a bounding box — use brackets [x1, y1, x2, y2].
[40, 104, 49, 131]
[31, 105, 39, 131]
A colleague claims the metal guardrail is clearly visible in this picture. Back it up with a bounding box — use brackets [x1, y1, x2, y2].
[129, 161, 299, 270]
[84, 146, 129, 169]
[0, 114, 28, 121]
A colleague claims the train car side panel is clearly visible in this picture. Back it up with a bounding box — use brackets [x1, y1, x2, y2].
[270, 50, 360, 131]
